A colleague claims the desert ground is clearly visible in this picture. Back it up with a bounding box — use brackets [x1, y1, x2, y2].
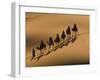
[25, 12, 89, 67]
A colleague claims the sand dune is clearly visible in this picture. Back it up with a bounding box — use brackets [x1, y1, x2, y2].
[25, 12, 89, 67]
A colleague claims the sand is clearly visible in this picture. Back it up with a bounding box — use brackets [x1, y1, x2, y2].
[25, 12, 89, 67]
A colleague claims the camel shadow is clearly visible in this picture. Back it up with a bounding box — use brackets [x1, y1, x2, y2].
[71, 36, 77, 43]
[30, 36, 78, 61]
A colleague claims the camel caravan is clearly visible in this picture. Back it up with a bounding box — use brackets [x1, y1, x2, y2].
[31, 24, 79, 61]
